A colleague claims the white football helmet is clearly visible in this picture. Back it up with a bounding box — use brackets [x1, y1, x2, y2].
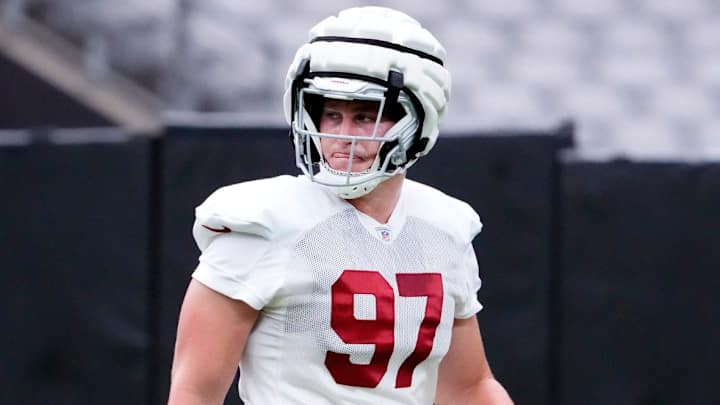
[283, 6, 451, 199]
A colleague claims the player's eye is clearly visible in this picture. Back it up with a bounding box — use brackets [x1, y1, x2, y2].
[356, 113, 377, 124]
[323, 110, 342, 120]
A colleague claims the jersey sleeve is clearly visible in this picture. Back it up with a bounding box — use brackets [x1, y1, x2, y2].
[454, 243, 483, 319]
[192, 232, 284, 310]
[454, 204, 484, 319]
[190, 177, 296, 309]
[192, 179, 286, 252]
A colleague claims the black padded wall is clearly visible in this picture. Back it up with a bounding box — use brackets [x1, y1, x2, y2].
[560, 161, 720, 405]
[153, 126, 570, 405]
[153, 127, 297, 405]
[0, 136, 150, 404]
[410, 130, 571, 405]
[7, 126, 719, 405]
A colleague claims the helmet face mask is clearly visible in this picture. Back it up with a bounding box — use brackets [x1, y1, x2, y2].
[292, 76, 420, 199]
[284, 6, 451, 199]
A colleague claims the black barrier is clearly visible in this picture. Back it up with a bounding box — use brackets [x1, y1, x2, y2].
[0, 134, 150, 404]
[154, 126, 298, 405]
[154, 124, 572, 405]
[410, 127, 572, 405]
[560, 161, 720, 405]
[7, 125, 720, 405]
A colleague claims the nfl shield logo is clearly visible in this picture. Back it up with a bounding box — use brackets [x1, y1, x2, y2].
[377, 227, 392, 242]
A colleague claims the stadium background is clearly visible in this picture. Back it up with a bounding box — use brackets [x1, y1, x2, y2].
[1, 1, 718, 404]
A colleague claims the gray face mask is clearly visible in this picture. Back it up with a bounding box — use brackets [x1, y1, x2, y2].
[292, 77, 419, 199]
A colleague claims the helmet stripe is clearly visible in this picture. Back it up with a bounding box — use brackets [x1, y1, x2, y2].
[310, 36, 444, 66]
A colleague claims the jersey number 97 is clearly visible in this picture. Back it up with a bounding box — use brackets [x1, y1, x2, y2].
[325, 270, 444, 388]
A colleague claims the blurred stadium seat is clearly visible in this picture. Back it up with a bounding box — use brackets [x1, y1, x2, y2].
[1, 0, 717, 159]
[552, 0, 626, 20]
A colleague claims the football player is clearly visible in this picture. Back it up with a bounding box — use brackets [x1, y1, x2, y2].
[168, 6, 512, 405]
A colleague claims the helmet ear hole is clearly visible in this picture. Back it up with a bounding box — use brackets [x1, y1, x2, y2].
[378, 140, 402, 171]
[406, 137, 429, 160]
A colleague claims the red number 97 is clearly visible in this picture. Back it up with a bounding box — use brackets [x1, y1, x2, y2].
[324, 270, 444, 389]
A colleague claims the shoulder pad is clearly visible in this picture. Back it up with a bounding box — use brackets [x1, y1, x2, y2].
[404, 179, 483, 244]
[193, 175, 301, 251]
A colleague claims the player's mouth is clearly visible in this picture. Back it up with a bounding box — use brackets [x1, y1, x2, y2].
[327, 152, 372, 171]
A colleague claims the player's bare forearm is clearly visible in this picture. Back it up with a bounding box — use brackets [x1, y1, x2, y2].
[168, 357, 235, 405]
[435, 376, 513, 405]
[436, 316, 513, 404]
[461, 377, 513, 404]
[168, 385, 224, 405]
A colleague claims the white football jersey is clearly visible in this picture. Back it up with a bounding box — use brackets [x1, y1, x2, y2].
[192, 175, 483, 404]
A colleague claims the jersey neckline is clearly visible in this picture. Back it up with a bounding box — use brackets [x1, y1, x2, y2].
[353, 186, 407, 244]
[299, 174, 407, 244]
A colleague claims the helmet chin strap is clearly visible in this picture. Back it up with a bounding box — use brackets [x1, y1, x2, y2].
[314, 170, 387, 199]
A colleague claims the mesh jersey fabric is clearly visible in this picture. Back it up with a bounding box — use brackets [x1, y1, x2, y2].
[191, 175, 483, 404]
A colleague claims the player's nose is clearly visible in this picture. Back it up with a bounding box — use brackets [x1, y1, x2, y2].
[337, 115, 362, 137]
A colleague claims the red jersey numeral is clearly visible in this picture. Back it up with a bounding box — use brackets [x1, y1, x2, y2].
[395, 273, 444, 387]
[324, 270, 444, 389]
[325, 270, 395, 388]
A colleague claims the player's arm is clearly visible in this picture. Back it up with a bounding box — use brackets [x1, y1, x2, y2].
[435, 316, 513, 405]
[168, 279, 259, 405]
